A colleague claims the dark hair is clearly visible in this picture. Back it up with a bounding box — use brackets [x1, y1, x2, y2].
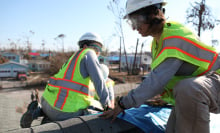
[78, 40, 98, 49]
[78, 40, 102, 53]
[129, 4, 166, 34]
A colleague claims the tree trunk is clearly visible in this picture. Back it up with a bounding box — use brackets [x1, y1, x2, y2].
[119, 37, 121, 72]
[132, 38, 139, 75]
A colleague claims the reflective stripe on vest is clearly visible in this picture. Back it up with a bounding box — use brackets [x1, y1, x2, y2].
[64, 49, 83, 80]
[158, 36, 218, 76]
[48, 77, 90, 96]
[54, 87, 68, 109]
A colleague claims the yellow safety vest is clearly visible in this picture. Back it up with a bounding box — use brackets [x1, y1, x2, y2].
[151, 21, 219, 105]
[106, 78, 115, 88]
[43, 48, 96, 112]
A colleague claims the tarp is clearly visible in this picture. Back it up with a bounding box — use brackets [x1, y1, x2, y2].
[28, 52, 40, 56]
[117, 105, 220, 133]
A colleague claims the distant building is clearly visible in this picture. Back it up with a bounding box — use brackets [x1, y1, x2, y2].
[20, 59, 29, 65]
[28, 50, 52, 60]
[107, 56, 120, 64]
[0, 61, 28, 79]
[120, 52, 152, 71]
[1, 52, 20, 63]
[28, 60, 50, 72]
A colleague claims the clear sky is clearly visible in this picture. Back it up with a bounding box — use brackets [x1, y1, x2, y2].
[0, 0, 219, 52]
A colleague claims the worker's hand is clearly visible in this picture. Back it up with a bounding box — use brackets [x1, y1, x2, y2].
[109, 100, 115, 109]
[99, 105, 124, 123]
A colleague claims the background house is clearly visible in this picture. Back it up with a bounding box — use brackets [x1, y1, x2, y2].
[28, 60, 50, 72]
[120, 52, 152, 72]
[107, 56, 120, 65]
[0, 61, 28, 79]
[1, 52, 20, 63]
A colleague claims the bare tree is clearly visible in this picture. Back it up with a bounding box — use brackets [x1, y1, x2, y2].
[108, 0, 130, 74]
[186, 0, 219, 36]
[132, 38, 139, 75]
[48, 52, 72, 75]
[23, 30, 34, 53]
[8, 39, 16, 52]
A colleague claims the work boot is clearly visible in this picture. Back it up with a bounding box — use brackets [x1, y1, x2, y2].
[20, 100, 41, 128]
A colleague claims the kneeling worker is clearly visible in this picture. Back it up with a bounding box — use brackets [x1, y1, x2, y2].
[21, 32, 113, 128]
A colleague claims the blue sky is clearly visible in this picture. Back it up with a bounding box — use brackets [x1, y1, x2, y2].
[0, 0, 219, 52]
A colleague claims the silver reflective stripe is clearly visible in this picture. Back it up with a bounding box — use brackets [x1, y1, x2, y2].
[163, 38, 215, 62]
[54, 88, 68, 109]
[64, 50, 84, 80]
[49, 78, 89, 95]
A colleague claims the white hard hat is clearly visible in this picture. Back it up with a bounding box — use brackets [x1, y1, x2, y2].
[78, 32, 103, 46]
[124, 0, 167, 18]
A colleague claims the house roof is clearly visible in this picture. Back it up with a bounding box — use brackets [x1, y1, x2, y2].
[1, 52, 19, 56]
[0, 61, 28, 68]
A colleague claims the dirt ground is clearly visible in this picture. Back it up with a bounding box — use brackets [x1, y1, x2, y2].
[0, 83, 139, 132]
[0, 70, 169, 132]
[109, 70, 145, 84]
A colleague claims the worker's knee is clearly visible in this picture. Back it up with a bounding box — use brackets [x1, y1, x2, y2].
[173, 78, 198, 101]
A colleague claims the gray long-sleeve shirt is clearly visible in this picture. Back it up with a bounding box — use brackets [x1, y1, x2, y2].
[122, 53, 220, 109]
[80, 50, 111, 107]
[122, 58, 183, 108]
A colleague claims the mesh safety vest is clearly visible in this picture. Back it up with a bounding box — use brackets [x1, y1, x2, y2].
[151, 21, 219, 105]
[106, 78, 115, 88]
[43, 48, 96, 112]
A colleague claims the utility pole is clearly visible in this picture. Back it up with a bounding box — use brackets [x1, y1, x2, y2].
[119, 36, 121, 72]
[140, 42, 144, 75]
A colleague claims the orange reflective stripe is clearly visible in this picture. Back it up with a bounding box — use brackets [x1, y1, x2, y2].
[156, 47, 211, 63]
[71, 49, 86, 80]
[198, 53, 218, 76]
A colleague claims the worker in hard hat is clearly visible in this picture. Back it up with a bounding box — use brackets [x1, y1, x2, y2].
[20, 32, 113, 128]
[100, 0, 220, 133]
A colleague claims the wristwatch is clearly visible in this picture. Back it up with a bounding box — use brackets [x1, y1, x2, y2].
[117, 96, 126, 110]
